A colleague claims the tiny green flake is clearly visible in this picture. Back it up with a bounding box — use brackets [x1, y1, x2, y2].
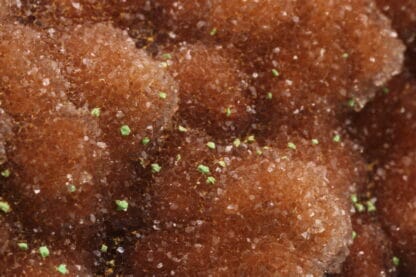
[311, 139, 319, 145]
[151, 163, 162, 173]
[366, 200, 377, 212]
[288, 142, 296, 150]
[354, 203, 365, 213]
[342, 53, 349, 59]
[56, 264, 69, 275]
[350, 194, 358, 203]
[120, 125, 131, 136]
[210, 28, 217, 36]
[206, 176, 216, 184]
[256, 149, 263, 155]
[347, 98, 355, 108]
[218, 160, 226, 168]
[100, 244, 108, 253]
[18, 242, 28, 250]
[333, 134, 341, 143]
[1, 169, 10, 178]
[247, 135, 255, 143]
[68, 184, 76, 193]
[272, 69, 279, 77]
[352, 231, 357, 240]
[178, 125, 187, 133]
[158, 91, 167, 99]
[39, 246, 50, 258]
[0, 201, 10, 213]
[115, 200, 129, 212]
[382, 87, 390, 94]
[176, 154, 182, 162]
[233, 138, 241, 148]
[207, 142, 216, 150]
[392, 256, 400, 266]
[225, 107, 232, 117]
[197, 164, 210, 175]
[91, 107, 101, 117]
[266, 92, 273, 100]
[141, 137, 150, 145]
[162, 53, 172, 60]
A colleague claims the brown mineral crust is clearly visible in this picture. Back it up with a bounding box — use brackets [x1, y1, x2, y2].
[0, 216, 21, 273]
[312, 0, 403, 93]
[152, 0, 303, 46]
[356, 73, 416, 274]
[12, 1, 162, 55]
[0, 22, 112, 236]
[132, 229, 325, 276]
[5, 113, 110, 233]
[0, 109, 14, 166]
[0, 216, 11, 255]
[376, 0, 416, 44]
[254, 0, 403, 124]
[236, 242, 324, 276]
[2, 249, 92, 276]
[0, 0, 11, 19]
[337, 215, 396, 277]
[155, 0, 404, 111]
[12, 0, 146, 26]
[210, 144, 352, 272]
[53, 22, 178, 229]
[0, 213, 33, 270]
[354, 72, 416, 168]
[354, 73, 412, 160]
[169, 43, 253, 138]
[0, 23, 70, 121]
[0, 206, 105, 275]
[11, 0, 405, 113]
[375, 0, 416, 75]
[139, 128, 219, 224]
[258, 118, 367, 208]
[58, 22, 178, 162]
[207, 0, 301, 46]
[151, 0, 211, 41]
[134, 129, 351, 275]
[376, 153, 416, 275]
[0, 0, 412, 275]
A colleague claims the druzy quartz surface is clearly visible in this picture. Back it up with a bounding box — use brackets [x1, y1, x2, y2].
[0, 0, 414, 276]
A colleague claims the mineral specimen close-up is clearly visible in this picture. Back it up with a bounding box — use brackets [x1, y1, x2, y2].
[0, 0, 414, 276]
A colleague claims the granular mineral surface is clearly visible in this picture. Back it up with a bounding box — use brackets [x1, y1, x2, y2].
[0, 0, 414, 276]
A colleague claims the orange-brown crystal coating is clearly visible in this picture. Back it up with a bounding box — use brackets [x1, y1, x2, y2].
[376, 0, 416, 43]
[0, 109, 13, 166]
[356, 73, 416, 274]
[2, 250, 92, 276]
[134, 129, 351, 275]
[375, 0, 416, 74]
[338, 215, 396, 277]
[156, 0, 404, 110]
[0, 0, 411, 275]
[0, 23, 69, 120]
[0, 23, 111, 235]
[0, 216, 11, 255]
[169, 43, 253, 138]
[7, 114, 110, 231]
[259, 117, 367, 208]
[58, 22, 178, 160]
[54, 22, 178, 228]
[12, 0, 146, 25]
